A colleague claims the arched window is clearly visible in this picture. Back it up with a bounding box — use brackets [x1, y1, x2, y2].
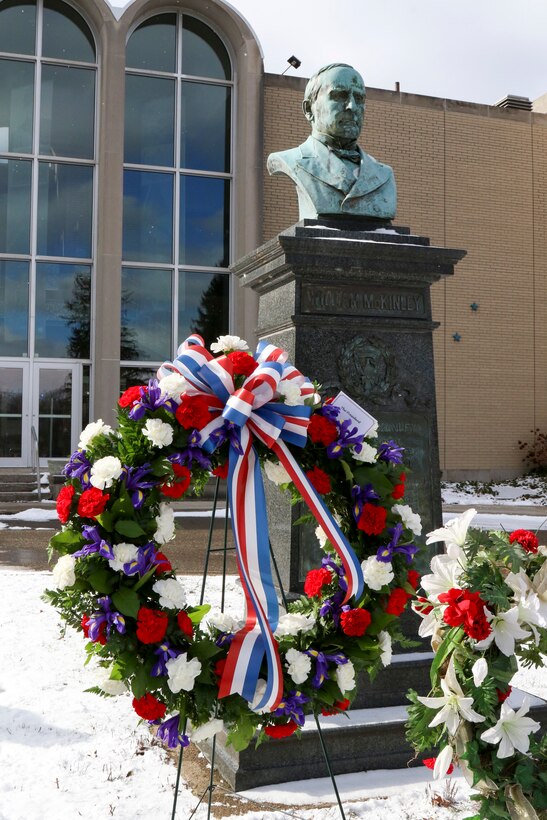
[0, 0, 96, 462]
[121, 13, 232, 386]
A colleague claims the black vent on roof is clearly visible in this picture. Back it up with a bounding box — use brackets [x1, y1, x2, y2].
[495, 95, 532, 111]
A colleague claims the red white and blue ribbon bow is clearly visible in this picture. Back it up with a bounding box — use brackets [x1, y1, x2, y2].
[158, 336, 364, 712]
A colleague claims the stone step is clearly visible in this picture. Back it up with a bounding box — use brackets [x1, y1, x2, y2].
[0, 491, 42, 503]
[200, 688, 547, 790]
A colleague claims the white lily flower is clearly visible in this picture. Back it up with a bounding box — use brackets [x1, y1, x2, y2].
[191, 717, 224, 744]
[480, 697, 541, 758]
[474, 607, 530, 657]
[433, 744, 454, 779]
[421, 554, 464, 602]
[426, 508, 476, 559]
[417, 656, 485, 736]
[505, 568, 547, 629]
[472, 658, 488, 687]
[378, 631, 392, 667]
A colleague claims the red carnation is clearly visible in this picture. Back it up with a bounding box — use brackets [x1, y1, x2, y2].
[175, 395, 213, 430]
[118, 384, 143, 408]
[407, 569, 420, 590]
[56, 485, 75, 523]
[177, 610, 194, 639]
[212, 462, 229, 479]
[399, 473, 406, 483]
[385, 587, 411, 616]
[340, 608, 371, 637]
[391, 483, 405, 500]
[155, 552, 172, 574]
[304, 567, 333, 597]
[423, 757, 454, 775]
[264, 720, 299, 739]
[136, 607, 169, 644]
[308, 414, 338, 446]
[214, 658, 226, 681]
[509, 529, 539, 554]
[161, 463, 192, 499]
[81, 614, 106, 645]
[132, 693, 166, 721]
[77, 487, 110, 518]
[497, 685, 512, 703]
[321, 698, 351, 716]
[357, 503, 387, 536]
[227, 350, 258, 376]
[438, 588, 491, 641]
[305, 466, 332, 495]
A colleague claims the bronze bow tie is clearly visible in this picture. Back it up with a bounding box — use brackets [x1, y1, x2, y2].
[329, 146, 361, 164]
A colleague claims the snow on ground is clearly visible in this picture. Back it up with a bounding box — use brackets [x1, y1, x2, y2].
[442, 476, 547, 506]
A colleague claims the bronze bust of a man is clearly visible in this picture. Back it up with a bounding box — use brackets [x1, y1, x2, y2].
[267, 63, 396, 220]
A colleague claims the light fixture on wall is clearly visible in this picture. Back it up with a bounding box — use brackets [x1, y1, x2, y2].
[281, 55, 302, 75]
[452, 332, 462, 342]
[470, 302, 479, 311]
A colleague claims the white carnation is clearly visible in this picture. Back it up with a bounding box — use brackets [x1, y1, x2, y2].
[52, 554, 76, 589]
[361, 555, 394, 591]
[109, 542, 139, 573]
[285, 648, 312, 684]
[210, 334, 248, 353]
[277, 380, 303, 406]
[392, 503, 422, 536]
[378, 631, 392, 667]
[153, 578, 186, 609]
[97, 670, 127, 696]
[191, 718, 224, 744]
[365, 420, 378, 439]
[166, 652, 202, 693]
[275, 612, 316, 637]
[78, 419, 113, 450]
[207, 610, 239, 633]
[351, 442, 377, 463]
[154, 502, 175, 544]
[158, 373, 189, 402]
[263, 460, 291, 486]
[90, 456, 123, 490]
[336, 659, 356, 694]
[143, 418, 174, 448]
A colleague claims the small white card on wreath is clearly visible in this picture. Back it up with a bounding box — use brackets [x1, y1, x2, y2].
[332, 391, 377, 438]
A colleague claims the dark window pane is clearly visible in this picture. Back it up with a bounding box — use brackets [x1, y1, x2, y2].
[123, 170, 173, 263]
[180, 175, 229, 267]
[0, 159, 32, 254]
[121, 267, 171, 361]
[179, 270, 229, 350]
[0, 261, 29, 356]
[0, 1, 36, 55]
[42, 0, 95, 63]
[125, 74, 175, 166]
[0, 367, 24, 458]
[126, 14, 176, 73]
[182, 16, 231, 80]
[0, 59, 34, 153]
[40, 65, 95, 159]
[37, 162, 93, 258]
[120, 366, 158, 391]
[35, 262, 91, 357]
[180, 82, 230, 172]
[38, 368, 72, 457]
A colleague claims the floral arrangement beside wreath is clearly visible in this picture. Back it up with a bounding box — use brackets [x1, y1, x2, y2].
[408, 509, 547, 819]
[45, 333, 422, 754]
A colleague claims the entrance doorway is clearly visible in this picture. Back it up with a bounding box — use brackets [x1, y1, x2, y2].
[0, 362, 83, 467]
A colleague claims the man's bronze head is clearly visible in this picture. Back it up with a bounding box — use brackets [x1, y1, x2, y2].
[302, 64, 366, 146]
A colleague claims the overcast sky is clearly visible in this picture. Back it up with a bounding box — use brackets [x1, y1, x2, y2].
[109, 0, 547, 107]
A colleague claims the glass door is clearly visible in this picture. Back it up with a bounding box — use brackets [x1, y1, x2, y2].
[0, 363, 30, 466]
[33, 363, 82, 466]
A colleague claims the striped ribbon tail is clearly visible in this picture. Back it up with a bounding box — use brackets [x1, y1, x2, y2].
[271, 439, 364, 603]
[218, 427, 283, 711]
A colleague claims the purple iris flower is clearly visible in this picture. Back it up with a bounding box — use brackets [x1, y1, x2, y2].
[377, 439, 405, 465]
[215, 632, 234, 648]
[128, 379, 177, 420]
[326, 418, 365, 459]
[319, 403, 340, 422]
[170, 432, 212, 470]
[122, 542, 157, 576]
[305, 650, 348, 689]
[63, 450, 92, 488]
[123, 465, 157, 509]
[319, 588, 346, 625]
[73, 525, 114, 560]
[209, 421, 243, 455]
[376, 523, 418, 564]
[273, 690, 310, 727]
[87, 596, 126, 641]
[156, 715, 190, 749]
[151, 642, 180, 677]
[351, 483, 379, 523]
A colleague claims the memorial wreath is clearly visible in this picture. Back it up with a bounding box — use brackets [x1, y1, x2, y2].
[45, 333, 421, 753]
[409, 510, 547, 819]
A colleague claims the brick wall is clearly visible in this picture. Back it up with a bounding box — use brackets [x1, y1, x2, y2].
[262, 74, 547, 478]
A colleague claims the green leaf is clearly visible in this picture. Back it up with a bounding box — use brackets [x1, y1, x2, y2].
[112, 587, 141, 619]
[352, 465, 393, 495]
[96, 511, 113, 532]
[49, 528, 84, 554]
[115, 519, 145, 538]
[187, 605, 211, 625]
[225, 715, 256, 752]
[150, 457, 174, 477]
[430, 625, 464, 687]
[88, 568, 116, 594]
[339, 459, 354, 482]
[131, 662, 155, 699]
[190, 640, 220, 661]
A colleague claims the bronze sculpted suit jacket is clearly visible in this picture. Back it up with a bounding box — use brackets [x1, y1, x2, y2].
[267, 136, 396, 220]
